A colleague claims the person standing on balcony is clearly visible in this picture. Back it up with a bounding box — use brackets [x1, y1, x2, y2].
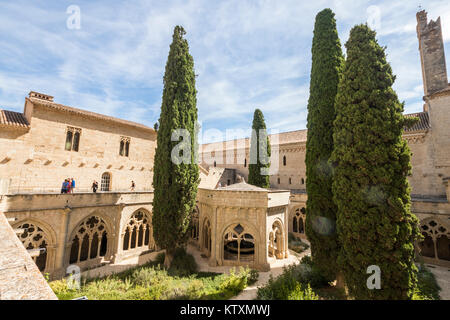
[71, 178, 76, 193]
[92, 181, 98, 193]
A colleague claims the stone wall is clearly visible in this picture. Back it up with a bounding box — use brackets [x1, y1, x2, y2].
[0, 212, 57, 300]
[0, 99, 156, 194]
[0, 192, 155, 280]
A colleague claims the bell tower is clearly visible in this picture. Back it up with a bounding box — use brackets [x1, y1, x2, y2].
[416, 10, 448, 96]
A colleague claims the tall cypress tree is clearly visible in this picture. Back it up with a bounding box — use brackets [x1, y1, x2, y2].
[305, 8, 343, 281]
[331, 24, 420, 299]
[152, 26, 199, 266]
[248, 109, 271, 188]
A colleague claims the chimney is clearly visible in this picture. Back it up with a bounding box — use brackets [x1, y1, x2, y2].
[28, 91, 54, 102]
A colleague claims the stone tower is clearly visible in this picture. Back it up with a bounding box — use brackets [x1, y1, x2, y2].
[416, 10, 448, 96]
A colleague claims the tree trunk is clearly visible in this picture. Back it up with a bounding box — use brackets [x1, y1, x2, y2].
[335, 271, 345, 289]
[164, 249, 175, 269]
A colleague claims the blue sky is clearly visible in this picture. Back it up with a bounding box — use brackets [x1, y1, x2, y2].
[0, 0, 449, 143]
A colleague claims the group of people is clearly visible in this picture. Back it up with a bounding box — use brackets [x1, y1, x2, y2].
[61, 178, 76, 194]
[61, 178, 136, 193]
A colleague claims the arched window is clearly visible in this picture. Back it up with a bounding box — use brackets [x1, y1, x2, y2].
[214, 161, 217, 167]
[101, 172, 111, 191]
[119, 140, 125, 156]
[293, 208, 306, 235]
[203, 219, 212, 257]
[301, 178, 305, 185]
[269, 221, 285, 259]
[283, 155, 286, 166]
[69, 216, 108, 264]
[223, 224, 255, 263]
[16, 222, 49, 272]
[277, 177, 281, 184]
[190, 206, 200, 241]
[65, 127, 81, 152]
[122, 210, 154, 252]
[244, 158, 247, 167]
[419, 219, 450, 262]
[289, 177, 292, 185]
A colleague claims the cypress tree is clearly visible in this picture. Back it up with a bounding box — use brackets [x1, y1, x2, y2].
[152, 26, 199, 266]
[248, 109, 271, 188]
[305, 8, 343, 281]
[331, 24, 420, 299]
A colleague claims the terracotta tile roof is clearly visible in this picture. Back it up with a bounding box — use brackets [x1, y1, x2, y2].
[0, 109, 29, 128]
[28, 97, 155, 133]
[404, 112, 430, 132]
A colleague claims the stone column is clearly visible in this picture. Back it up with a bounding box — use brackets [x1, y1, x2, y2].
[110, 204, 124, 264]
[209, 205, 218, 267]
[55, 207, 71, 279]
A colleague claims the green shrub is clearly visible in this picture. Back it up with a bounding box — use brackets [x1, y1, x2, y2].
[414, 264, 441, 300]
[288, 234, 310, 254]
[256, 258, 330, 300]
[288, 284, 319, 300]
[248, 269, 259, 285]
[51, 260, 253, 300]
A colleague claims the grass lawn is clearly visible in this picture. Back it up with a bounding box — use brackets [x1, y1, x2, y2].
[50, 254, 258, 300]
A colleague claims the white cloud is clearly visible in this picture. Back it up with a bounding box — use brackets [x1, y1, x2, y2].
[0, 0, 449, 134]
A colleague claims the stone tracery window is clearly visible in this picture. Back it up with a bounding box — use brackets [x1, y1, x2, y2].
[17, 222, 49, 272]
[69, 216, 108, 264]
[223, 224, 255, 262]
[293, 207, 306, 234]
[123, 210, 154, 251]
[419, 218, 450, 261]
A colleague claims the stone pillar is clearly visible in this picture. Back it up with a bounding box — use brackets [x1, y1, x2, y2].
[110, 204, 124, 264]
[54, 207, 71, 279]
[209, 205, 218, 267]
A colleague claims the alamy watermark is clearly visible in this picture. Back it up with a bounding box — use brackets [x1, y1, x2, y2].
[366, 265, 381, 290]
[170, 126, 280, 176]
[66, 5, 81, 30]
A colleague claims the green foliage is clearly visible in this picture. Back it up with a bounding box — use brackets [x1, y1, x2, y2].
[288, 233, 310, 254]
[330, 24, 421, 299]
[413, 264, 441, 300]
[248, 109, 271, 188]
[288, 284, 319, 300]
[50, 263, 255, 300]
[305, 8, 344, 281]
[248, 269, 259, 285]
[168, 247, 198, 277]
[256, 258, 328, 300]
[152, 26, 200, 256]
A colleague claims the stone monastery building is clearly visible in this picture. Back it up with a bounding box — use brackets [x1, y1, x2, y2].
[0, 11, 449, 283]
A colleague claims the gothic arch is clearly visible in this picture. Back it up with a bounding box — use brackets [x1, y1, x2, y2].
[269, 219, 286, 260]
[221, 221, 260, 264]
[122, 209, 155, 252]
[419, 217, 450, 262]
[14, 219, 57, 273]
[201, 217, 212, 257]
[291, 207, 306, 234]
[190, 205, 200, 241]
[68, 214, 112, 265]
